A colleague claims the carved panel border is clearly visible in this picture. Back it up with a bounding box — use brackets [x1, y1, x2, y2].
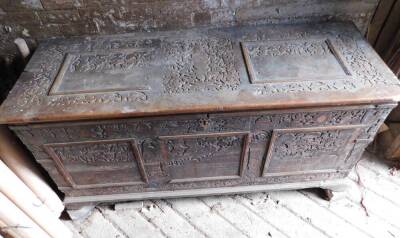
[48, 49, 153, 96]
[159, 131, 251, 183]
[262, 124, 365, 177]
[241, 38, 353, 84]
[43, 138, 148, 189]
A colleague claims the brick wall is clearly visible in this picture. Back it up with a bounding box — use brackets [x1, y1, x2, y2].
[0, 0, 379, 99]
[0, 0, 380, 50]
[1, 0, 379, 37]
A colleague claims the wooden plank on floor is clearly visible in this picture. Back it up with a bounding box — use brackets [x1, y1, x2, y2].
[63, 152, 400, 238]
[201, 195, 288, 238]
[268, 191, 372, 238]
[346, 179, 400, 229]
[99, 207, 165, 238]
[234, 192, 328, 238]
[140, 200, 207, 238]
[64, 220, 84, 238]
[348, 164, 400, 207]
[300, 190, 400, 238]
[359, 153, 400, 185]
[167, 197, 248, 238]
[77, 209, 125, 238]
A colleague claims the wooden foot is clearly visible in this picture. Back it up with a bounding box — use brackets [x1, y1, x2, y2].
[320, 181, 349, 201]
[66, 205, 96, 220]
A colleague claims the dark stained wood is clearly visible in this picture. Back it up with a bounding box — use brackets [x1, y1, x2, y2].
[373, 0, 400, 61]
[9, 104, 396, 208]
[367, 1, 400, 121]
[367, 0, 396, 46]
[1, 22, 400, 210]
[389, 48, 400, 77]
[0, 22, 399, 124]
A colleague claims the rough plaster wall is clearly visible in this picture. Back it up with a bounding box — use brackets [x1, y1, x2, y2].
[0, 0, 380, 55]
[0, 0, 379, 99]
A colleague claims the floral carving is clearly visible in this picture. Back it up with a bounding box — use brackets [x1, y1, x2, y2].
[47, 91, 148, 107]
[68, 51, 153, 73]
[165, 135, 243, 167]
[2, 25, 399, 122]
[254, 108, 368, 128]
[265, 171, 347, 183]
[52, 141, 135, 164]
[246, 40, 330, 57]
[274, 130, 347, 159]
[254, 35, 399, 94]
[2, 40, 150, 111]
[251, 131, 272, 143]
[10, 105, 393, 195]
[162, 38, 240, 94]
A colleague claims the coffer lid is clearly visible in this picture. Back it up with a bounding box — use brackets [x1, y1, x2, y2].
[1, 22, 400, 124]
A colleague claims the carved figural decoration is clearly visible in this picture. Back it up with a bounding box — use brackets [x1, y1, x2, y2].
[263, 125, 363, 176]
[162, 38, 241, 94]
[0, 22, 399, 121]
[160, 132, 250, 183]
[0, 22, 399, 211]
[43, 139, 148, 189]
[241, 38, 351, 84]
[49, 50, 153, 95]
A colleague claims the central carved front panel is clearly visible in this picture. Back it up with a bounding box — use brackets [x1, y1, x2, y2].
[160, 132, 249, 183]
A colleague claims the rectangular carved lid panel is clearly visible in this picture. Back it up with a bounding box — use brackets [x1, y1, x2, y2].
[242, 39, 351, 83]
[49, 50, 154, 95]
[1, 22, 399, 124]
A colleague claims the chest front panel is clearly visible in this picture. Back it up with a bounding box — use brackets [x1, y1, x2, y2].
[11, 105, 392, 197]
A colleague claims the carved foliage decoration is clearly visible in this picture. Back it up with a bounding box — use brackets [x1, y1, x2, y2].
[2, 39, 152, 110]
[244, 40, 331, 57]
[160, 132, 249, 182]
[68, 51, 152, 73]
[262, 125, 362, 176]
[43, 139, 148, 188]
[52, 141, 135, 164]
[242, 38, 352, 85]
[2, 25, 399, 116]
[274, 130, 346, 159]
[254, 108, 368, 129]
[165, 135, 242, 166]
[10, 105, 394, 193]
[264, 171, 348, 184]
[162, 38, 240, 94]
[250, 32, 399, 94]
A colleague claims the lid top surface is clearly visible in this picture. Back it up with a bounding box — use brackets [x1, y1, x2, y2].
[1, 22, 400, 124]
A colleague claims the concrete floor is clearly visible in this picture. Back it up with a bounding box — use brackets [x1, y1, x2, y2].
[64, 152, 400, 238]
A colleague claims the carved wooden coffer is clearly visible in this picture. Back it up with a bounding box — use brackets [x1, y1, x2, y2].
[1, 22, 400, 210]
